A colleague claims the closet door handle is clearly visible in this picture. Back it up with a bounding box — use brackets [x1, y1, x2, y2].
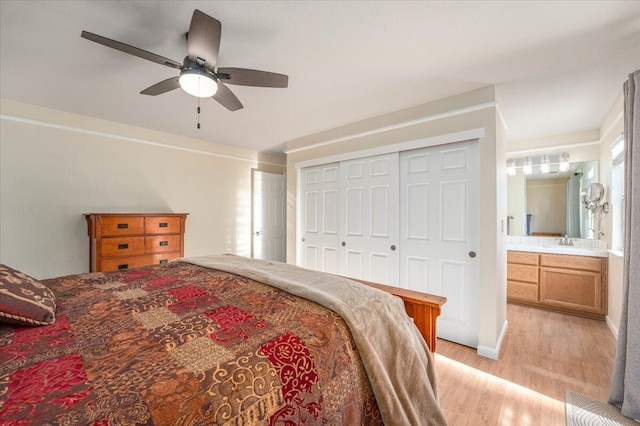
[390, 245, 396, 251]
[341, 241, 346, 247]
[468, 251, 477, 258]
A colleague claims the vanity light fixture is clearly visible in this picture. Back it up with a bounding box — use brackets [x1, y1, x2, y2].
[559, 152, 570, 172]
[540, 154, 551, 173]
[506, 152, 572, 175]
[523, 156, 533, 175]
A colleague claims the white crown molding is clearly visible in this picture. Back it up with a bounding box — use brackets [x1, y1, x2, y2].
[285, 101, 496, 155]
[506, 140, 600, 156]
[0, 113, 286, 168]
[294, 128, 485, 170]
[601, 110, 624, 140]
[495, 102, 508, 131]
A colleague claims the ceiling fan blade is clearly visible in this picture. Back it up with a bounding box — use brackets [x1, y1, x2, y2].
[187, 10, 221, 70]
[212, 81, 243, 111]
[216, 68, 289, 88]
[81, 31, 182, 69]
[140, 77, 180, 96]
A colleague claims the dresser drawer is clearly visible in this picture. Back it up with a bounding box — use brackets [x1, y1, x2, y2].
[101, 237, 145, 257]
[145, 235, 182, 253]
[507, 263, 538, 283]
[101, 217, 144, 236]
[145, 216, 181, 234]
[540, 254, 602, 272]
[100, 252, 181, 272]
[507, 251, 539, 266]
[507, 281, 538, 301]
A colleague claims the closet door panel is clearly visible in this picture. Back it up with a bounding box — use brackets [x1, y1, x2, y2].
[400, 140, 479, 348]
[339, 153, 399, 285]
[300, 163, 340, 274]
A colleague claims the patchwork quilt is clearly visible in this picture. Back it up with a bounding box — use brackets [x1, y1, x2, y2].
[0, 262, 381, 425]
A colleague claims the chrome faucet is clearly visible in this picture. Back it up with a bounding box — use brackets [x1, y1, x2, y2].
[559, 235, 574, 246]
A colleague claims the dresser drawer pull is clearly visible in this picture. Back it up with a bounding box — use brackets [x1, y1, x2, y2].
[159, 259, 168, 265]
[159, 241, 168, 246]
[118, 263, 129, 270]
[159, 223, 168, 228]
[118, 243, 129, 249]
[117, 223, 129, 229]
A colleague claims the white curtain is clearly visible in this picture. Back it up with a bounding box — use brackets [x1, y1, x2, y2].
[609, 69, 640, 420]
[566, 173, 581, 238]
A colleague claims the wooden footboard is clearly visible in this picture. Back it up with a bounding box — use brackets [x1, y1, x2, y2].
[352, 279, 446, 353]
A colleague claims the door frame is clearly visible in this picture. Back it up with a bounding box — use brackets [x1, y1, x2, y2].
[251, 169, 286, 261]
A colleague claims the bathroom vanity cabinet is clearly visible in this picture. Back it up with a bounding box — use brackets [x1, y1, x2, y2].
[507, 250, 607, 319]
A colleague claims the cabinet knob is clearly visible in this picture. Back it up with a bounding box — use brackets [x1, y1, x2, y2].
[390, 245, 396, 251]
[468, 251, 477, 258]
[341, 241, 346, 247]
[301, 237, 305, 242]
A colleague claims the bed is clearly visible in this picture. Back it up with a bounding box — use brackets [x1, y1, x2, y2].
[0, 254, 447, 425]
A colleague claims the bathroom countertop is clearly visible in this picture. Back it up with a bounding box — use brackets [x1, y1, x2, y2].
[507, 244, 608, 257]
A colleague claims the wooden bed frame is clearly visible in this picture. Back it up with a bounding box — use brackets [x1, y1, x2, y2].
[352, 278, 446, 352]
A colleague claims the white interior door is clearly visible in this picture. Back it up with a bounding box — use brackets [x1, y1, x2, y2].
[252, 170, 286, 262]
[300, 163, 340, 273]
[340, 153, 400, 285]
[400, 140, 479, 347]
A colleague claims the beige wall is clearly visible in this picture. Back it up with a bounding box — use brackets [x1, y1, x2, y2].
[0, 99, 285, 279]
[598, 94, 624, 337]
[285, 86, 508, 357]
[507, 130, 601, 161]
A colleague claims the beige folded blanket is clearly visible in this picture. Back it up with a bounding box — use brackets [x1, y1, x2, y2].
[177, 254, 447, 425]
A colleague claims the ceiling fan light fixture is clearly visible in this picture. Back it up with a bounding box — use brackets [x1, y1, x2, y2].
[179, 68, 217, 98]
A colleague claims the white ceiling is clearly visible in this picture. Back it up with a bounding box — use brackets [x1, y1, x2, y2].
[1, 1, 639, 154]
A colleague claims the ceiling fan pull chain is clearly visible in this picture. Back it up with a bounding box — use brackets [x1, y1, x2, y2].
[197, 97, 201, 129]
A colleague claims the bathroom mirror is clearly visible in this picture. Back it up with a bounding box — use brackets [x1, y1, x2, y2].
[507, 160, 599, 238]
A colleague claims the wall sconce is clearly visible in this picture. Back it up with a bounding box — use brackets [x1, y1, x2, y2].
[559, 152, 570, 172]
[505, 152, 571, 175]
[523, 156, 533, 175]
[540, 154, 551, 173]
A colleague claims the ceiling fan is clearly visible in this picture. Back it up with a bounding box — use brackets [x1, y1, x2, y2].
[81, 9, 288, 112]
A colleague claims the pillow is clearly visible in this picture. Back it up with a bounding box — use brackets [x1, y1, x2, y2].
[0, 264, 56, 326]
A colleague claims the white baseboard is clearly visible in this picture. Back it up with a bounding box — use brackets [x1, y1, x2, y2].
[606, 315, 619, 340]
[477, 320, 509, 360]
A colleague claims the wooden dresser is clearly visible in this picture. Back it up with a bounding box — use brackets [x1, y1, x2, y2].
[85, 213, 188, 272]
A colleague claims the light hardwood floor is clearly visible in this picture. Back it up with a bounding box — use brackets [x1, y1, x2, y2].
[435, 303, 617, 425]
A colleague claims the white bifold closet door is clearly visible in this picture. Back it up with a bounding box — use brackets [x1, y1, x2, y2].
[339, 153, 400, 285]
[399, 141, 479, 348]
[301, 163, 340, 273]
[299, 141, 479, 348]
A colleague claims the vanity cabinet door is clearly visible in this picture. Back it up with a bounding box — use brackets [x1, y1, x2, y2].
[539, 267, 604, 314]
